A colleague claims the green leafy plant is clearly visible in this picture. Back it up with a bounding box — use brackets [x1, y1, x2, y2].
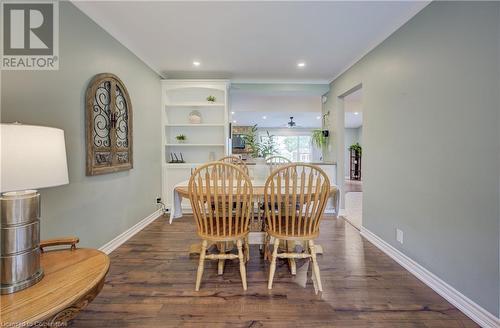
[311, 129, 328, 149]
[349, 142, 362, 155]
[206, 95, 216, 102]
[242, 125, 277, 158]
[259, 131, 277, 158]
[175, 134, 186, 141]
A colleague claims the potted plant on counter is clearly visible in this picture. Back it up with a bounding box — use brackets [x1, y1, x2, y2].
[243, 125, 277, 163]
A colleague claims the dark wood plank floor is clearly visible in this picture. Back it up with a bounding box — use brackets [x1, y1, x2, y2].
[71, 215, 477, 327]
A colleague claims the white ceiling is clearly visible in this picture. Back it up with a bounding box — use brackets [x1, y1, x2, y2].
[232, 111, 321, 129]
[73, 1, 428, 81]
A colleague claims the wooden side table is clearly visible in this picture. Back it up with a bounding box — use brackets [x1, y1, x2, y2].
[1, 238, 110, 327]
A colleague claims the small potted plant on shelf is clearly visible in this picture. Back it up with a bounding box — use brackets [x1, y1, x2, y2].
[206, 95, 216, 103]
[176, 134, 187, 144]
[349, 142, 362, 155]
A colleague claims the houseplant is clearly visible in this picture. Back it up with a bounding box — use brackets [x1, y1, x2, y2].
[175, 134, 187, 144]
[349, 142, 362, 155]
[243, 125, 277, 161]
[312, 129, 329, 149]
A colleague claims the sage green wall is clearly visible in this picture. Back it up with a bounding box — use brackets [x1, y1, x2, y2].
[325, 1, 500, 316]
[1, 2, 162, 248]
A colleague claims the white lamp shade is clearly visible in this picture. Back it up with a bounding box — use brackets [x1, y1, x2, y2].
[1, 123, 69, 192]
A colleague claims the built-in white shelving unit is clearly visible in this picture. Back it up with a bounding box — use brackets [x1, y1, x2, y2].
[161, 80, 230, 210]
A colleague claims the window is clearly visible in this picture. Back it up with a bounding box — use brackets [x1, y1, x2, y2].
[274, 135, 312, 162]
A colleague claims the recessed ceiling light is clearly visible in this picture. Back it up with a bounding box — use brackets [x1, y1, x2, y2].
[231, 111, 235, 115]
[316, 116, 321, 120]
[354, 112, 359, 115]
[193, 61, 201, 66]
[297, 62, 306, 68]
[262, 116, 267, 119]
[233, 120, 237, 123]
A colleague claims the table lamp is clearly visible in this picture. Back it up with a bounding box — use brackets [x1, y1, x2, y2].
[0, 123, 69, 294]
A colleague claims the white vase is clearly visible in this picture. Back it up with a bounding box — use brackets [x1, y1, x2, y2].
[188, 110, 202, 124]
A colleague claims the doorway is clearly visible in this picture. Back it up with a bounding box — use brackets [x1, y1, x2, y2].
[341, 87, 363, 229]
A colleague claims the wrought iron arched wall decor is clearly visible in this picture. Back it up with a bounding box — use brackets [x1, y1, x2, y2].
[86, 73, 133, 175]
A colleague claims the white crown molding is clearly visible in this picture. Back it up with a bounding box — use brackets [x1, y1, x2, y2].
[360, 227, 500, 328]
[99, 209, 162, 254]
[230, 79, 331, 85]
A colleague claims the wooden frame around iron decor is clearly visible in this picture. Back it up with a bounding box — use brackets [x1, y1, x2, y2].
[85, 73, 133, 176]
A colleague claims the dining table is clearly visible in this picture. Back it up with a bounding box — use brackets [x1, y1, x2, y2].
[170, 175, 339, 274]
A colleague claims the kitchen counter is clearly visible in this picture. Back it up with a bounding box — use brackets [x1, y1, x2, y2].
[244, 161, 336, 165]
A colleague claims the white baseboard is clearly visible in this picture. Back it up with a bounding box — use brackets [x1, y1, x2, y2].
[360, 227, 500, 328]
[99, 209, 162, 254]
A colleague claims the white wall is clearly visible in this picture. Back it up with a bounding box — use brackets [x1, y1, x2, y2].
[324, 1, 500, 317]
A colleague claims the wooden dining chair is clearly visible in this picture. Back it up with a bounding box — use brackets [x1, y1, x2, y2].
[266, 155, 291, 173]
[218, 155, 249, 175]
[263, 163, 330, 292]
[188, 162, 253, 291]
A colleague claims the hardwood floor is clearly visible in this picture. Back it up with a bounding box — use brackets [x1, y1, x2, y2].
[71, 215, 477, 327]
[344, 179, 363, 193]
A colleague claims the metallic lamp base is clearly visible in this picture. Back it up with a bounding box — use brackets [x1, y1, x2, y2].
[0, 269, 44, 294]
[1, 190, 43, 294]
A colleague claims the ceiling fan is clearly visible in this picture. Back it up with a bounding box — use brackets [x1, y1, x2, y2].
[287, 116, 296, 128]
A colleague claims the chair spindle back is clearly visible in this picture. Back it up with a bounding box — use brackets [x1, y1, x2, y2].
[218, 156, 249, 175]
[266, 155, 292, 174]
[264, 164, 330, 239]
[189, 162, 253, 240]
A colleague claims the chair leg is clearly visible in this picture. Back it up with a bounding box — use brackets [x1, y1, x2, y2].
[309, 240, 323, 292]
[217, 242, 225, 275]
[195, 239, 207, 291]
[237, 239, 247, 291]
[264, 233, 271, 261]
[268, 238, 280, 289]
[244, 237, 250, 262]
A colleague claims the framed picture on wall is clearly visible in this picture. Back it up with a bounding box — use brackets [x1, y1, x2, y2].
[85, 73, 133, 176]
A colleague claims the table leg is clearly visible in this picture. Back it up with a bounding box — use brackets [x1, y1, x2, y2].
[217, 242, 226, 275]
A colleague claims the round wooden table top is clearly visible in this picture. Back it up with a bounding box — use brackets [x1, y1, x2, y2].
[1, 248, 110, 326]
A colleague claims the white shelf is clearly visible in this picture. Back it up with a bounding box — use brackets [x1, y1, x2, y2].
[161, 80, 230, 206]
[165, 143, 225, 147]
[165, 103, 224, 107]
[165, 123, 225, 127]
